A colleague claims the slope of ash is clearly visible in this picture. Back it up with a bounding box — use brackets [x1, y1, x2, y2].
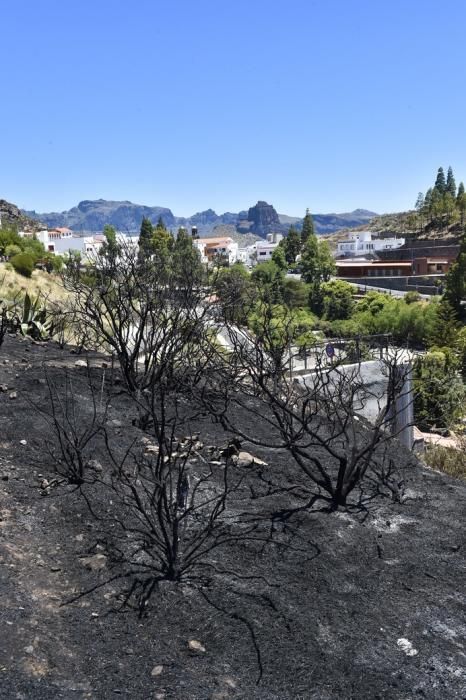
[0, 335, 465, 699]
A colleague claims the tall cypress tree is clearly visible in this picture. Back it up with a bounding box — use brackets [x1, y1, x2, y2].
[138, 217, 154, 255]
[434, 167, 446, 195]
[301, 208, 315, 246]
[300, 233, 320, 284]
[446, 166, 457, 199]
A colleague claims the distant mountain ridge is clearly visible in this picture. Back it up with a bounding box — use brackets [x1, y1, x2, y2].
[22, 199, 378, 238]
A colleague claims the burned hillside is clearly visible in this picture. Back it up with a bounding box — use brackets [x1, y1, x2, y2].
[0, 334, 465, 699]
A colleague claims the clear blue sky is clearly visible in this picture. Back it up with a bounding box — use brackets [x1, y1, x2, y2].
[2, 0, 466, 217]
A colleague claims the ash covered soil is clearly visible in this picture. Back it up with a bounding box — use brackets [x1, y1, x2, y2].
[0, 335, 465, 700]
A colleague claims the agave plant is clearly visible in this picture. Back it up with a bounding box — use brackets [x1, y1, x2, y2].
[0, 294, 19, 348]
[18, 293, 53, 340]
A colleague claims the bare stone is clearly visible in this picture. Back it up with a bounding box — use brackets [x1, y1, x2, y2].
[74, 360, 88, 368]
[151, 665, 164, 677]
[80, 553, 107, 571]
[233, 451, 268, 468]
[86, 459, 103, 473]
[188, 639, 206, 653]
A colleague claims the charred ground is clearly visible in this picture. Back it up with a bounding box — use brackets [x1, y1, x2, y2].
[0, 335, 465, 699]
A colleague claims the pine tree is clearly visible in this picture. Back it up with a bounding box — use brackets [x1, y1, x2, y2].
[301, 209, 315, 246]
[102, 224, 119, 260]
[423, 188, 433, 222]
[415, 192, 425, 231]
[415, 192, 424, 211]
[284, 226, 301, 264]
[430, 188, 444, 229]
[446, 166, 457, 199]
[138, 217, 154, 255]
[444, 233, 466, 318]
[173, 227, 203, 282]
[429, 300, 459, 348]
[457, 181, 465, 204]
[457, 184, 466, 227]
[434, 167, 446, 195]
[300, 233, 320, 284]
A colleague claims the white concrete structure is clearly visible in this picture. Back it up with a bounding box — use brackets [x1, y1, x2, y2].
[194, 237, 238, 265]
[247, 233, 284, 266]
[255, 240, 279, 263]
[337, 231, 405, 257]
[236, 247, 254, 266]
[18, 228, 105, 260]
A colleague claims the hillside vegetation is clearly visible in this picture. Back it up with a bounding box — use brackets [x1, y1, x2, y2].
[324, 165, 466, 246]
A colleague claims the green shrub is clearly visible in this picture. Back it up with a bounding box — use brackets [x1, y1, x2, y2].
[405, 290, 422, 304]
[413, 348, 465, 431]
[320, 280, 355, 321]
[10, 252, 34, 278]
[5, 244, 21, 258]
[22, 238, 45, 261]
[282, 277, 308, 309]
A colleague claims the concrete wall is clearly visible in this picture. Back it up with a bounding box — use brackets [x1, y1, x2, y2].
[294, 358, 414, 449]
[340, 275, 442, 295]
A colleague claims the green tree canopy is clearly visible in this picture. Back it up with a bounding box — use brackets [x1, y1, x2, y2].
[138, 217, 154, 255]
[443, 234, 466, 318]
[172, 228, 203, 283]
[428, 300, 459, 348]
[216, 262, 255, 323]
[282, 277, 308, 309]
[301, 236, 336, 284]
[434, 166, 446, 195]
[271, 244, 287, 271]
[301, 208, 315, 246]
[456, 181, 465, 203]
[283, 226, 301, 264]
[319, 280, 355, 321]
[414, 348, 465, 431]
[251, 261, 284, 303]
[446, 166, 457, 199]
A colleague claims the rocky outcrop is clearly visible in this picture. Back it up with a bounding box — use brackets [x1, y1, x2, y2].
[24, 199, 176, 233]
[245, 201, 283, 237]
[22, 197, 378, 237]
[0, 200, 44, 232]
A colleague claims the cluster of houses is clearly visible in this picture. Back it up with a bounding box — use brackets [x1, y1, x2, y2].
[17, 225, 283, 268]
[193, 231, 284, 267]
[17, 226, 459, 294]
[334, 231, 458, 283]
[18, 227, 109, 259]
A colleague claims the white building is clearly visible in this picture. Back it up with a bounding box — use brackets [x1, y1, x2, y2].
[337, 231, 405, 257]
[236, 246, 256, 266]
[18, 228, 104, 260]
[193, 237, 238, 265]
